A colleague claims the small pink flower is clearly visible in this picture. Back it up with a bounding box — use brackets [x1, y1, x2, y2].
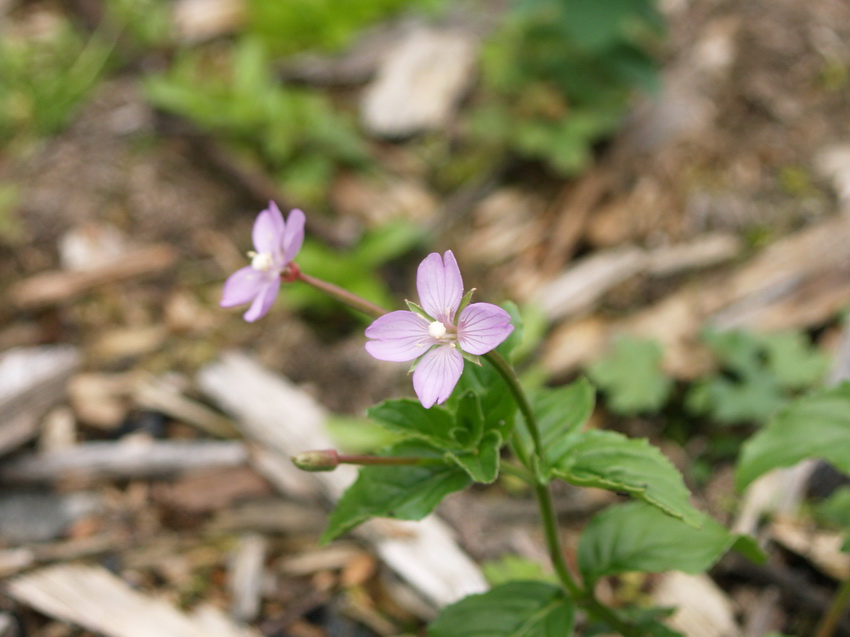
[220, 202, 305, 322]
[365, 251, 514, 408]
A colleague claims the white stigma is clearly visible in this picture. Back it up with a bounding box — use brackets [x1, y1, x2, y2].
[428, 320, 447, 340]
[251, 252, 274, 272]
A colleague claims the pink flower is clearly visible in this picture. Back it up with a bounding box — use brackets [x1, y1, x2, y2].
[220, 202, 305, 322]
[365, 251, 514, 408]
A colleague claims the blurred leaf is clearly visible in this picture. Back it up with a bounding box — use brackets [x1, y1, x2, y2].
[736, 382, 850, 490]
[589, 336, 672, 415]
[686, 328, 826, 425]
[481, 556, 555, 586]
[325, 414, 401, 453]
[763, 331, 829, 390]
[428, 581, 574, 637]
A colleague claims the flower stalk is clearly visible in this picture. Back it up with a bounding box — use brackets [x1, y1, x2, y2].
[295, 268, 387, 319]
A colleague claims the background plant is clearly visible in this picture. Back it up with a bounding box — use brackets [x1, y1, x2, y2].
[466, 0, 663, 175]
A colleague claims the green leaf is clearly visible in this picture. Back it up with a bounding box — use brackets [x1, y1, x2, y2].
[763, 331, 829, 390]
[585, 606, 682, 637]
[447, 430, 502, 483]
[579, 502, 761, 583]
[736, 383, 850, 490]
[428, 581, 574, 637]
[451, 358, 517, 437]
[322, 441, 471, 543]
[816, 486, 850, 530]
[481, 556, 556, 586]
[367, 399, 457, 449]
[552, 430, 700, 526]
[516, 378, 595, 467]
[452, 390, 485, 447]
[588, 336, 672, 415]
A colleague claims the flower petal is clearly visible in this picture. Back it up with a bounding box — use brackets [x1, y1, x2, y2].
[282, 208, 306, 263]
[416, 250, 463, 322]
[220, 266, 267, 308]
[413, 345, 464, 408]
[457, 303, 514, 355]
[243, 277, 280, 322]
[252, 202, 286, 255]
[364, 311, 431, 362]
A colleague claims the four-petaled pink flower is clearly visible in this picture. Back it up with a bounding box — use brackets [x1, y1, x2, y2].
[365, 251, 514, 408]
[220, 202, 305, 322]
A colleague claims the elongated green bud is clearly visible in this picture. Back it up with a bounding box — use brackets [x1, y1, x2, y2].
[292, 449, 340, 472]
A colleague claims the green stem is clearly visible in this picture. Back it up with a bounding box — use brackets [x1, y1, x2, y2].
[483, 350, 639, 636]
[295, 270, 387, 318]
[815, 575, 850, 637]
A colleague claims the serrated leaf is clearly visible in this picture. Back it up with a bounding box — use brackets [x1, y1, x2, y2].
[447, 430, 502, 483]
[552, 430, 700, 526]
[736, 382, 850, 490]
[428, 581, 574, 637]
[588, 336, 672, 415]
[367, 399, 457, 449]
[322, 441, 471, 543]
[516, 378, 595, 466]
[579, 502, 761, 583]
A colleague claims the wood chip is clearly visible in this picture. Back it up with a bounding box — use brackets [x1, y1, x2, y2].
[5, 564, 260, 637]
[0, 345, 80, 457]
[0, 440, 248, 484]
[134, 374, 238, 438]
[10, 244, 177, 310]
[228, 534, 267, 623]
[653, 572, 739, 637]
[361, 28, 478, 137]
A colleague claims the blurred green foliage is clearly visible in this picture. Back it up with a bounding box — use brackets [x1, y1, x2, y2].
[589, 328, 828, 425]
[247, 0, 445, 55]
[283, 220, 424, 316]
[686, 329, 829, 425]
[0, 19, 113, 146]
[144, 38, 370, 206]
[589, 336, 672, 415]
[469, 0, 663, 175]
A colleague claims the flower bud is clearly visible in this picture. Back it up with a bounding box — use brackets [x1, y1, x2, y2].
[291, 449, 339, 472]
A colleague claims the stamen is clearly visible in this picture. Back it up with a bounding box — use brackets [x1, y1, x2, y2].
[428, 321, 447, 339]
[251, 252, 274, 272]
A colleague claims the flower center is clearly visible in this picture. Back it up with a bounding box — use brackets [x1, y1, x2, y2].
[251, 251, 275, 272]
[428, 320, 448, 340]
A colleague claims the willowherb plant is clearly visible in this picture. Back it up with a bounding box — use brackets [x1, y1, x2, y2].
[222, 203, 765, 636]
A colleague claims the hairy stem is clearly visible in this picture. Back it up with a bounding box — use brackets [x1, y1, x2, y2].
[296, 270, 387, 318]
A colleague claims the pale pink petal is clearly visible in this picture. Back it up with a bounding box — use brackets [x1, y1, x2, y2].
[416, 251, 463, 323]
[364, 311, 432, 362]
[457, 303, 514, 355]
[252, 202, 286, 255]
[413, 345, 464, 408]
[243, 277, 280, 322]
[282, 208, 306, 263]
[220, 266, 268, 308]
